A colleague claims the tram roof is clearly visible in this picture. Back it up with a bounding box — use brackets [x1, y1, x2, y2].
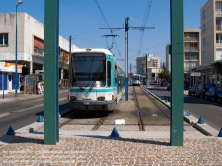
[72, 48, 112, 55]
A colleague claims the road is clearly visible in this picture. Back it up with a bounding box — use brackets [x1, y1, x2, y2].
[0, 92, 69, 137]
[149, 85, 222, 131]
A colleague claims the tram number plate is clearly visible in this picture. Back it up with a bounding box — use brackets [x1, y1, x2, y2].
[83, 102, 89, 105]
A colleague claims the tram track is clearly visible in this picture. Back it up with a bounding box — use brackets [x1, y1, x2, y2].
[139, 86, 171, 119]
[59, 86, 171, 132]
[133, 86, 145, 131]
[133, 86, 171, 127]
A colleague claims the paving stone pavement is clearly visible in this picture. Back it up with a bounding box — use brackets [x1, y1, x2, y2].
[0, 134, 222, 166]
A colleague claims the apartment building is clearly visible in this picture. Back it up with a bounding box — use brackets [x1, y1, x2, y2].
[136, 54, 162, 80]
[0, 12, 78, 93]
[184, 29, 201, 84]
[192, 0, 222, 86]
[166, 28, 201, 77]
[136, 56, 146, 75]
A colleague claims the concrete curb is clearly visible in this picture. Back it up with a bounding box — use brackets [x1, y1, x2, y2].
[142, 86, 219, 137]
[0, 90, 68, 103]
[15, 108, 71, 134]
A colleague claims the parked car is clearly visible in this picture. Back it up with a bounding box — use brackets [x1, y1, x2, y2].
[205, 87, 222, 102]
[161, 81, 169, 87]
[195, 83, 216, 99]
[217, 92, 222, 103]
[188, 84, 198, 96]
[166, 83, 171, 90]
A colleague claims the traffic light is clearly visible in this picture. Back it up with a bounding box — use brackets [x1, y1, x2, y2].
[152, 73, 155, 78]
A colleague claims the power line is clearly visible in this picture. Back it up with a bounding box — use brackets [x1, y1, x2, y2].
[94, 0, 122, 59]
[137, 0, 154, 57]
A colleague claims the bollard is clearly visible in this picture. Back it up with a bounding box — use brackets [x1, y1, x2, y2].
[197, 116, 204, 124]
[218, 128, 222, 137]
[110, 127, 120, 137]
[37, 115, 44, 122]
[7, 125, 15, 135]
[185, 109, 191, 116]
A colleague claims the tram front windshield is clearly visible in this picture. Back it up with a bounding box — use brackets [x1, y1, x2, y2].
[132, 76, 140, 81]
[71, 53, 106, 87]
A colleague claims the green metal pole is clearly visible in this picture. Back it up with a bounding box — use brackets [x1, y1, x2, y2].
[170, 0, 184, 146]
[125, 17, 129, 101]
[44, 0, 59, 145]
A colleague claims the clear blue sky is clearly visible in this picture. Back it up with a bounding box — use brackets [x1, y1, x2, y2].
[1, 0, 207, 72]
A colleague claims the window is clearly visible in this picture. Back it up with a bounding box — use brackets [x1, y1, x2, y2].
[115, 65, 117, 84]
[216, 2, 222, 14]
[203, 37, 206, 47]
[216, 18, 222, 30]
[0, 33, 8, 46]
[107, 61, 111, 87]
[203, 51, 206, 61]
[189, 42, 198, 50]
[202, 23, 205, 34]
[216, 34, 222, 44]
[201, 10, 205, 20]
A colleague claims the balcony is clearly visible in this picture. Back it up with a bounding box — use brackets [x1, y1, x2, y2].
[216, 10, 222, 15]
[216, 25, 222, 31]
[33, 47, 44, 56]
[185, 56, 199, 61]
[184, 37, 198, 42]
[184, 47, 199, 51]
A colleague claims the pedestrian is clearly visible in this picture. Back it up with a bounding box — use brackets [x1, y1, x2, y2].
[37, 81, 43, 95]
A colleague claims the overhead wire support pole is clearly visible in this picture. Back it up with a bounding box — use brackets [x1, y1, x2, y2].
[100, 17, 155, 101]
[125, 17, 129, 101]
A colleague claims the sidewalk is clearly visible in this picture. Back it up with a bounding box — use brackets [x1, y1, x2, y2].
[0, 92, 40, 103]
[0, 90, 68, 103]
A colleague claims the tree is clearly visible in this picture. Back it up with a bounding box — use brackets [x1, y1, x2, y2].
[211, 61, 222, 75]
[158, 71, 170, 81]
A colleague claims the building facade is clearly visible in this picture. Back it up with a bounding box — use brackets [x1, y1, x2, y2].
[165, 28, 201, 86]
[193, 0, 222, 86]
[136, 56, 146, 75]
[136, 54, 162, 80]
[0, 12, 78, 94]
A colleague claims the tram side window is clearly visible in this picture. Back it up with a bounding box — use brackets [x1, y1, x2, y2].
[107, 61, 111, 87]
[115, 65, 117, 84]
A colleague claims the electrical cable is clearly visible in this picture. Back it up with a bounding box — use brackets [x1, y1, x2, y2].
[94, 0, 123, 61]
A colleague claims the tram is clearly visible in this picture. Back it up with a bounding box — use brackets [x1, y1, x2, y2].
[131, 74, 142, 86]
[68, 48, 125, 113]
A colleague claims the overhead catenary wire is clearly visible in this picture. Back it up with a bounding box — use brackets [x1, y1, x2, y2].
[136, 0, 154, 57]
[95, 0, 122, 59]
[94, 0, 123, 60]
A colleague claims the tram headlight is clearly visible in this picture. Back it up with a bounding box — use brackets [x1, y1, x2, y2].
[97, 96, 105, 101]
[70, 96, 77, 100]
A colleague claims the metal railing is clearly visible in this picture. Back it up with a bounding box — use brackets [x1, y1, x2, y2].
[34, 47, 44, 56]
[216, 10, 222, 15]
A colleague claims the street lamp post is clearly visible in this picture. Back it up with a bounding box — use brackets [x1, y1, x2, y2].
[15, 0, 23, 97]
